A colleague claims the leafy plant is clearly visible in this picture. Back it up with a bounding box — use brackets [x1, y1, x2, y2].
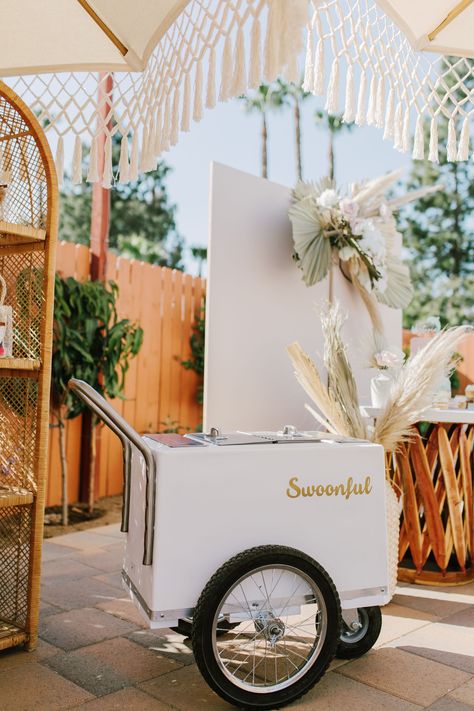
[181, 304, 205, 404]
[51, 275, 143, 523]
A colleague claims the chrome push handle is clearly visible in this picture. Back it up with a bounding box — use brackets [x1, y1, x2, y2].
[68, 378, 156, 565]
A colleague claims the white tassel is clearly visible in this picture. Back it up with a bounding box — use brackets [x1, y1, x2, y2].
[402, 112, 410, 153]
[248, 17, 261, 90]
[447, 118, 457, 162]
[140, 124, 150, 172]
[87, 136, 99, 182]
[428, 117, 439, 163]
[153, 107, 162, 155]
[313, 39, 324, 96]
[102, 134, 113, 189]
[366, 76, 377, 125]
[219, 35, 233, 102]
[129, 133, 139, 182]
[264, 0, 280, 81]
[193, 63, 203, 122]
[72, 135, 82, 185]
[375, 78, 385, 129]
[171, 87, 180, 144]
[232, 27, 246, 96]
[302, 30, 314, 92]
[325, 58, 339, 114]
[355, 71, 367, 125]
[206, 47, 217, 109]
[162, 95, 171, 151]
[412, 115, 425, 160]
[118, 135, 130, 183]
[343, 64, 355, 123]
[181, 75, 191, 131]
[457, 117, 470, 161]
[55, 136, 64, 187]
[383, 88, 395, 140]
[394, 104, 403, 150]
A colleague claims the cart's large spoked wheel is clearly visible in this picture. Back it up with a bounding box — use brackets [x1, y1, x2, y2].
[192, 546, 340, 710]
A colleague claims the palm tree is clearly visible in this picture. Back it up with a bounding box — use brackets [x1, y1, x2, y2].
[239, 84, 286, 179]
[273, 79, 310, 181]
[314, 111, 355, 181]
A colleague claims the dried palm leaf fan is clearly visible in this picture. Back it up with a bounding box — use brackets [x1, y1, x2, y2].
[0, 81, 58, 653]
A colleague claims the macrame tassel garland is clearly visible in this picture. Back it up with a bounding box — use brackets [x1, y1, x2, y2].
[343, 64, 355, 123]
[55, 136, 64, 187]
[366, 76, 377, 126]
[428, 117, 439, 163]
[169, 88, 180, 146]
[102, 135, 113, 189]
[193, 64, 203, 123]
[394, 103, 403, 151]
[118, 135, 130, 183]
[219, 35, 233, 101]
[302, 30, 314, 92]
[129, 133, 139, 182]
[447, 118, 457, 162]
[375, 78, 385, 129]
[206, 48, 217, 109]
[383, 88, 395, 140]
[181, 75, 191, 131]
[162, 96, 171, 152]
[402, 112, 410, 153]
[72, 135, 83, 185]
[232, 27, 247, 96]
[153, 107, 162, 155]
[264, 0, 281, 81]
[355, 71, 367, 125]
[325, 58, 339, 114]
[87, 136, 100, 182]
[457, 117, 470, 161]
[412, 115, 425, 160]
[313, 40, 324, 96]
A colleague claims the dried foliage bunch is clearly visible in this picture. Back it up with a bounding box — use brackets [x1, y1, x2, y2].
[288, 170, 440, 333]
[288, 305, 469, 452]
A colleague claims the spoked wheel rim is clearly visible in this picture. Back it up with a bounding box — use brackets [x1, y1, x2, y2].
[211, 564, 328, 694]
[340, 608, 369, 644]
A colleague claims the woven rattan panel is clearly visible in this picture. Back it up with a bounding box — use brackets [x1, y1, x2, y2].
[0, 248, 45, 359]
[0, 505, 32, 629]
[0, 377, 38, 492]
[0, 94, 47, 229]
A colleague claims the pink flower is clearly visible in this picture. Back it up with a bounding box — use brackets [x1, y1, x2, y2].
[339, 198, 359, 223]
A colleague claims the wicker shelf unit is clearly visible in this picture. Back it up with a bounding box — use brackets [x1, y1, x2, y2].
[0, 81, 58, 652]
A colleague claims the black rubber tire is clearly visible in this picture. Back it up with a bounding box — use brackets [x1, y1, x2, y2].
[192, 545, 341, 710]
[336, 606, 382, 660]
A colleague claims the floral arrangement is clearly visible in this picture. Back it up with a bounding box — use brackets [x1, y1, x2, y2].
[288, 170, 440, 318]
[370, 348, 405, 371]
[287, 304, 468, 453]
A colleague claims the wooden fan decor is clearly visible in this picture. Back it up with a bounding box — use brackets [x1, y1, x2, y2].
[390, 423, 474, 585]
[0, 81, 58, 651]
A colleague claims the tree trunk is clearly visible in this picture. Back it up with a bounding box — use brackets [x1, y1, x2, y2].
[328, 132, 335, 181]
[294, 99, 302, 181]
[262, 112, 268, 179]
[57, 409, 68, 526]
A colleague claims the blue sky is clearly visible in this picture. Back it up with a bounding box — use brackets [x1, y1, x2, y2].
[163, 94, 409, 274]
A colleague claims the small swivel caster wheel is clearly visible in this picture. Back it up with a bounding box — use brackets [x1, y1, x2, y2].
[336, 606, 382, 659]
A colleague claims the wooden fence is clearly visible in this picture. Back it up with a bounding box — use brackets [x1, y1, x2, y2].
[46, 242, 205, 507]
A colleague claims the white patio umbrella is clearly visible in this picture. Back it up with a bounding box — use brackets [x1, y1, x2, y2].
[0, 0, 192, 74]
[2, 0, 473, 185]
[377, 0, 474, 58]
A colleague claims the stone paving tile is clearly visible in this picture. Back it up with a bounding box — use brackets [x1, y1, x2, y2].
[0, 662, 94, 710]
[42, 540, 78, 561]
[138, 663, 231, 710]
[337, 648, 471, 706]
[92, 571, 124, 591]
[0, 639, 60, 670]
[391, 593, 471, 620]
[442, 606, 474, 628]
[41, 600, 66, 617]
[72, 687, 172, 710]
[89, 524, 124, 539]
[288, 670, 423, 710]
[426, 698, 474, 711]
[40, 607, 138, 651]
[46, 637, 182, 697]
[386, 617, 474, 675]
[127, 628, 195, 667]
[50, 530, 121, 550]
[95, 596, 149, 628]
[395, 584, 474, 608]
[377, 603, 437, 647]
[41, 574, 121, 611]
[42, 557, 101, 581]
[450, 678, 474, 707]
[72, 546, 125, 573]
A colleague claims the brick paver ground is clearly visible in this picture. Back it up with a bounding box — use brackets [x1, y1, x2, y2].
[0, 523, 473, 710]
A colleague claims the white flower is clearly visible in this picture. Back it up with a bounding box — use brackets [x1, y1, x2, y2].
[374, 349, 404, 369]
[339, 198, 359, 222]
[358, 220, 386, 259]
[317, 189, 339, 208]
[339, 245, 357, 261]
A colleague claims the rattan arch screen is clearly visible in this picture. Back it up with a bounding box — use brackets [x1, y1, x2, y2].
[0, 81, 58, 653]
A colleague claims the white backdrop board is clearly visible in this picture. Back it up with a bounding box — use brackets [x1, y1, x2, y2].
[204, 163, 402, 433]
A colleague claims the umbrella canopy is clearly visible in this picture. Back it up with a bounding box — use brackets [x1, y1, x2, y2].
[378, 0, 474, 58]
[0, 0, 191, 75]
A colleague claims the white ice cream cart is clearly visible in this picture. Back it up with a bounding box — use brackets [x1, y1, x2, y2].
[70, 379, 391, 710]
